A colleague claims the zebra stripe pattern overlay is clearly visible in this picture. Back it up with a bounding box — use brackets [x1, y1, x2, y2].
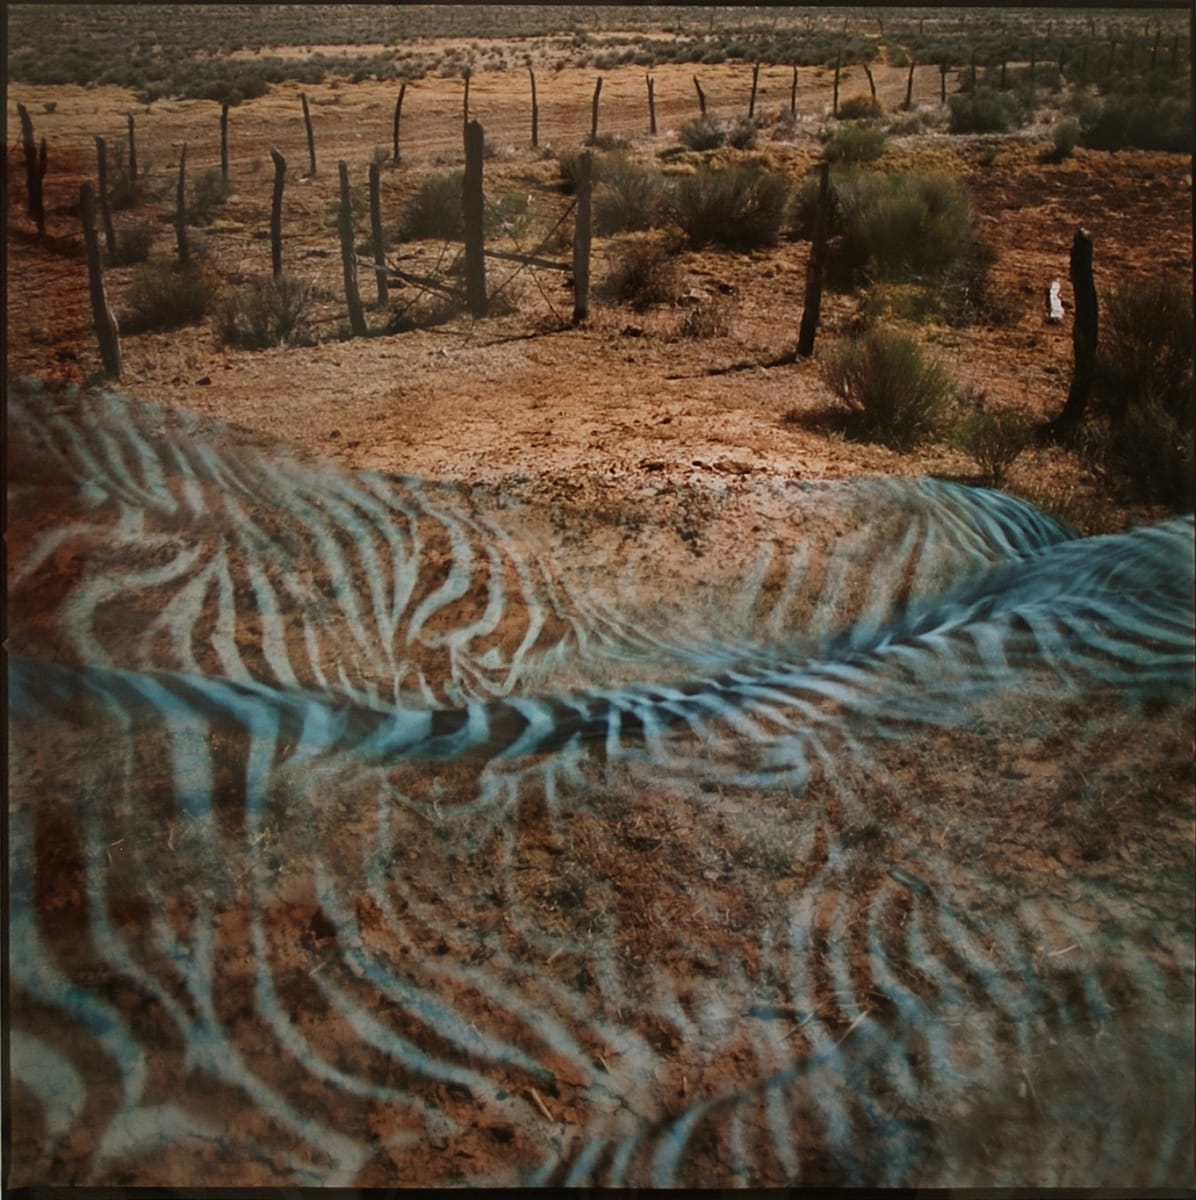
[7, 382, 1194, 1187]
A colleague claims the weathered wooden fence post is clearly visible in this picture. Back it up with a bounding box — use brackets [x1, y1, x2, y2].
[590, 76, 603, 142]
[968, 50, 977, 91]
[1000, 59, 1008, 89]
[368, 159, 388, 307]
[528, 65, 539, 148]
[572, 149, 592, 325]
[392, 81, 406, 162]
[462, 119, 487, 318]
[337, 161, 367, 336]
[647, 73, 657, 134]
[17, 103, 47, 235]
[463, 67, 472, 133]
[1029, 46, 1037, 87]
[269, 147, 286, 279]
[80, 181, 121, 378]
[790, 64, 798, 116]
[175, 142, 189, 264]
[127, 112, 138, 182]
[748, 61, 760, 118]
[693, 75, 707, 116]
[1046, 227, 1099, 441]
[301, 92, 316, 175]
[796, 160, 830, 359]
[220, 101, 229, 179]
[904, 61, 916, 109]
[939, 61, 948, 104]
[95, 136, 117, 258]
[863, 61, 878, 108]
[832, 51, 842, 116]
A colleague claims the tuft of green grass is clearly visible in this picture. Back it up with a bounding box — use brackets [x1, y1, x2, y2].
[678, 116, 725, 152]
[215, 274, 314, 349]
[955, 407, 1034, 482]
[593, 156, 665, 235]
[947, 88, 1027, 134]
[121, 257, 217, 333]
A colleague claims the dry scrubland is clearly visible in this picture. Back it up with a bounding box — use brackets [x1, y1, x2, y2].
[6, 5, 1194, 529]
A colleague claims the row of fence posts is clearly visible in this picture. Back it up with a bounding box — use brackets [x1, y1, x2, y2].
[66, 101, 596, 378]
[21, 68, 1108, 418]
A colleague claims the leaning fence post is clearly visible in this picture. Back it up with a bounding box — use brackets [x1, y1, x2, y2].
[863, 61, 878, 108]
[748, 61, 760, 118]
[832, 51, 842, 117]
[269, 147, 286, 279]
[175, 142, 189, 265]
[572, 149, 592, 325]
[80, 181, 121, 378]
[904, 60, 916, 109]
[790, 64, 798, 116]
[95, 136, 117, 258]
[462, 119, 487, 318]
[127, 112, 138, 182]
[368, 160, 388, 307]
[1046, 227, 1099, 441]
[939, 61, 948, 104]
[590, 76, 603, 142]
[528, 65, 539, 148]
[693, 74, 707, 116]
[301, 91, 316, 176]
[337, 161, 367, 337]
[17, 103, 46, 235]
[220, 101, 229, 179]
[647, 73, 657, 134]
[392, 81, 406, 162]
[796, 160, 830, 359]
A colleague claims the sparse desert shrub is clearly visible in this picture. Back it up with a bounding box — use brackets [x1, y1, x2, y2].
[822, 169, 995, 323]
[108, 223, 155, 265]
[947, 88, 1026, 134]
[726, 117, 759, 150]
[824, 325, 957, 450]
[399, 171, 464, 240]
[672, 162, 789, 250]
[121, 257, 217, 333]
[600, 239, 682, 310]
[678, 116, 725, 152]
[673, 298, 731, 340]
[593, 156, 665, 235]
[1080, 92, 1193, 154]
[955, 407, 1034, 482]
[836, 94, 881, 121]
[825, 122, 886, 163]
[1091, 277, 1194, 508]
[1047, 119, 1082, 162]
[186, 168, 231, 225]
[216, 274, 314, 349]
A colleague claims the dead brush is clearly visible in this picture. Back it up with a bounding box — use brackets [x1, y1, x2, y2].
[673, 297, 732, 340]
[599, 239, 683, 311]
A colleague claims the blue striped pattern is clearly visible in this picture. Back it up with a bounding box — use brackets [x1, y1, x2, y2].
[7, 382, 1193, 1188]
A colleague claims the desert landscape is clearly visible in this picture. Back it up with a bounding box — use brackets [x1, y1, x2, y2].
[6, 4, 1194, 1190]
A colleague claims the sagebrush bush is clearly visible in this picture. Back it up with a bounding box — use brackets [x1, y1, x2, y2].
[726, 117, 759, 150]
[121, 257, 216, 333]
[947, 88, 1026, 134]
[678, 116, 725, 152]
[672, 163, 789, 250]
[1091, 277, 1194, 508]
[593, 157, 665, 235]
[825, 122, 886, 163]
[1047, 119, 1082, 162]
[797, 169, 994, 323]
[399, 171, 464, 239]
[955, 407, 1034, 482]
[600, 239, 682, 310]
[215, 274, 314, 349]
[836, 94, 881, 121]
[186, 168, 231, 225]
[108, 223, 155, 265]
[1081, 93, 1193, 154]
[674, 298, 731, 340]
[824, 325, 957, 450]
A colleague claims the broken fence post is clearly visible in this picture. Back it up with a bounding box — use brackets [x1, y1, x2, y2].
[80, 181, 122, 378]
